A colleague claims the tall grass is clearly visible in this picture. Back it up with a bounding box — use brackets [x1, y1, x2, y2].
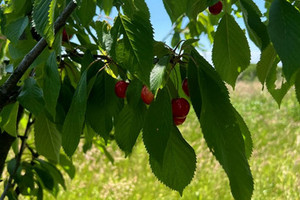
[47, 81, 300, 199]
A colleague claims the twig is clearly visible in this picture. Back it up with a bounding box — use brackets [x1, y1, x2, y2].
[0, 114, 33, 200]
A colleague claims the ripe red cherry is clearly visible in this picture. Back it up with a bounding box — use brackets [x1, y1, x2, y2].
[209, 1, 223, 15]
[141, 85, 154, 105]
[62, 29, 73, 42]
[115, 80, 129, 98]
[173, 116, 186, 126]
[182, 78, 189, 97]
[172, 98, 190, 118]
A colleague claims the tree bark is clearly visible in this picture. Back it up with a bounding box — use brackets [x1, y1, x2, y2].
[0, 132, 15, 178]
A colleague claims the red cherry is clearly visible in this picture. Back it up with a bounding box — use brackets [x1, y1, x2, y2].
[182, 78, 189, 97]
[141, 85, 154, 105]
[172, 98, 190, 118]
[115, 80, 129, 98]
[173, 116, 186, 126]
[209, 1, 223, 15]
[62, 29, 73, 42]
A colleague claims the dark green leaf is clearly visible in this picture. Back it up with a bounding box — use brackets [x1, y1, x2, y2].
[34, 166, 55, 191]
[234, 109, 253, 159]
[240, 0, 270, 50]
[163, 0, 188, 23]
[186, 0, 206, 20]
[36, 159, 66, 190]
[18, 78, 45, 116]
[114, 80, 145, 154]
[34, 113, 61, 163]
[77, 0, 96, 27]
[118, 13, 154, 85]
[62, 71, 88, 157]
[115, 103, 146, 155]
[149, 126, 196, 195]
[86, 71, 123, 141]
[189, 49, 253, 200]
[33, 0, 56, 46]
[256, 44, 277, 85]
[212, 14, 250, 88]
[99, 0, 113, 15]
[95, 21, 113, 52]
[153, 41, 171, 58]
[4, 16, 29, 43]
[0, 102, 18, 137]
[268, 0, 300, 80]
[143, 88, 172, 164]
[295, 71, 300, 104]
[41, 51, 61, 117]
[266, 59, 291, 106]
[180, 39, 199, 51]
[59, 154, 75, 179]
[150, 56, 170, 92]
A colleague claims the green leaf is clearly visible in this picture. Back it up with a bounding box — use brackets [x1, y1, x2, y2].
[95, 21, 113, 52]
[149, 126, 196, 195]
[114, 80, 146, 154]
[256, 44, 277, 85]
[33, 166, 55, 192]
[240, 0, 270, 50]
[62, 71, 88, 157]
[150, 56, 170, 92]
[118, 13, 154, 85]
[76, 0, 96, 27]
[188, 49, 253, 200]
[143, 88, 172, 164]
[33, 0, 56, 46]
[163, 0, 188, 23]
[296, 71, 300, 104]
[40, 51, 61, 118]
[18, 78, 45, 116]
[266, 59, 291, 106]
[99, 0, 113, 15]
[86, 71, 123, 141]
[268, 0, 300, 80]
[186, 0, 206, 20]
[212, 14, 251, 88]
[0, 102, 18, 137]
[4, 16, 29, 43]
[59, 154, 75, 179]
[234, 109, 253, 159]
[180, 39, 199, 51]
[36, 159, 66, 190]
[115, 103, 146, 155]
[34, 113, 61, 163]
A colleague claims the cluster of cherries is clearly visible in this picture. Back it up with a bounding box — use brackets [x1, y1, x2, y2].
[114, 78, 190, 126]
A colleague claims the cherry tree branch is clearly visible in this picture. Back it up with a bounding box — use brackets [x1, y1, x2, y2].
[0, 1, 78, 112]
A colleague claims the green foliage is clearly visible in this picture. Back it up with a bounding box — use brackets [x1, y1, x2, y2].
[34, 113, 61, 163]
[33, 0, 56, 46]
[268, 0, 300, 81]
[1, 0, 300, 199]
[212, 14, 250, 88]
[62, 70, 88, 156]
[188, 49, 253, 200]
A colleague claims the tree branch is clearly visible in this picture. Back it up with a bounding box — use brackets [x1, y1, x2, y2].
[0, 113, 33, 200]
[0, 1, 78, 113]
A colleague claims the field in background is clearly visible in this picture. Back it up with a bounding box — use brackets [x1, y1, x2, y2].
[49, 80, 300, 200]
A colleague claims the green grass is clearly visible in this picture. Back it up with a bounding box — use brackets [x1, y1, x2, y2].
[40, 82, 300, 199]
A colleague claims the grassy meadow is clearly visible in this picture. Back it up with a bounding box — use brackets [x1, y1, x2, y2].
[49, 80, 300, 200]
